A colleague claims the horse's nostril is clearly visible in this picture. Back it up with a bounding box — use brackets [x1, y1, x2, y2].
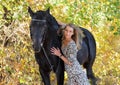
[32, 44, 41, 53]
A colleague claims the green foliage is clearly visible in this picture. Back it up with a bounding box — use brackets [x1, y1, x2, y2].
[0, 0, 120, 85]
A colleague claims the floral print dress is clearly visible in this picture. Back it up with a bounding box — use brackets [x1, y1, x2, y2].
[62, 40, 90, 85]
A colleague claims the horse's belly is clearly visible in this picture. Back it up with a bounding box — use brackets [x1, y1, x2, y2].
[77, 41, 89, 64]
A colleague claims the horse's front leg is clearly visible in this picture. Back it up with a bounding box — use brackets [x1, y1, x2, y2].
[56, 62, 64, 85]
[39, 68, 51, 85]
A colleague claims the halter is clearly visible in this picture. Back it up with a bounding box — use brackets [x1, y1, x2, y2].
[32, 19, 46, 22]
[32, 18, 54, 71]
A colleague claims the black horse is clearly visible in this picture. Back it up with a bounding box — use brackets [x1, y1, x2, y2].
[28, 7, 96, 85]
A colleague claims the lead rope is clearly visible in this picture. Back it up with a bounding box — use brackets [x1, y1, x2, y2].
[41, 43, 54, 72]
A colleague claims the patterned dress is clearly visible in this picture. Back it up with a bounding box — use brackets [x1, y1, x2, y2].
[61, 40, 90, 85]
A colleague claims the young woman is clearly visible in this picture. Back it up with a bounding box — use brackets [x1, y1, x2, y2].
[51, 24, 90, 85]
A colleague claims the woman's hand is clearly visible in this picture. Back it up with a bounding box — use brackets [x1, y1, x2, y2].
[51, 47, 72, 66]
[50, 47, 61, 57]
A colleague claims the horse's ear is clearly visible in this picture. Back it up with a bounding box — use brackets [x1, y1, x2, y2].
[46, 7, 50, 14]
[28, 7, 34, 17]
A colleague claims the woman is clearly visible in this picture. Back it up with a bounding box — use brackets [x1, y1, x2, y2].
[51, 24, 90, 85]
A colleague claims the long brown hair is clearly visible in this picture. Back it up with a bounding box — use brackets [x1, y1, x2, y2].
[60, 23, 85, 50]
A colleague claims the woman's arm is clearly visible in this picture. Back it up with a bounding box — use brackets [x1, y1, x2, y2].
[59, 54, 72, 66]
[50, 47, 72, 66]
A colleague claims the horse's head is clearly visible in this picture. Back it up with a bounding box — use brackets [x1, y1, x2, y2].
[28, 7, 59, 53]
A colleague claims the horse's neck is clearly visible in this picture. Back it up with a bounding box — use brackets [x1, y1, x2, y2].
[47, 30, 58, 40]
[50, 35, 59, 43]
[45, 33, 61, 47]
[44, 26, 61, 46]
[44, 31, 56, 41]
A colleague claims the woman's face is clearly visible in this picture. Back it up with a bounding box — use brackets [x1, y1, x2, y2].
[63, 26, 74, 40]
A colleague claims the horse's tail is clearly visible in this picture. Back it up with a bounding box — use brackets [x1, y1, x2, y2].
[80, 27, 96, 64]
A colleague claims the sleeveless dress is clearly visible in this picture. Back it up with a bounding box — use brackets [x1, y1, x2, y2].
[61, 40, 90, 85]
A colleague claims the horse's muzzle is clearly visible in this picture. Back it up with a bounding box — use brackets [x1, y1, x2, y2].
[32, 44, 41, 53]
